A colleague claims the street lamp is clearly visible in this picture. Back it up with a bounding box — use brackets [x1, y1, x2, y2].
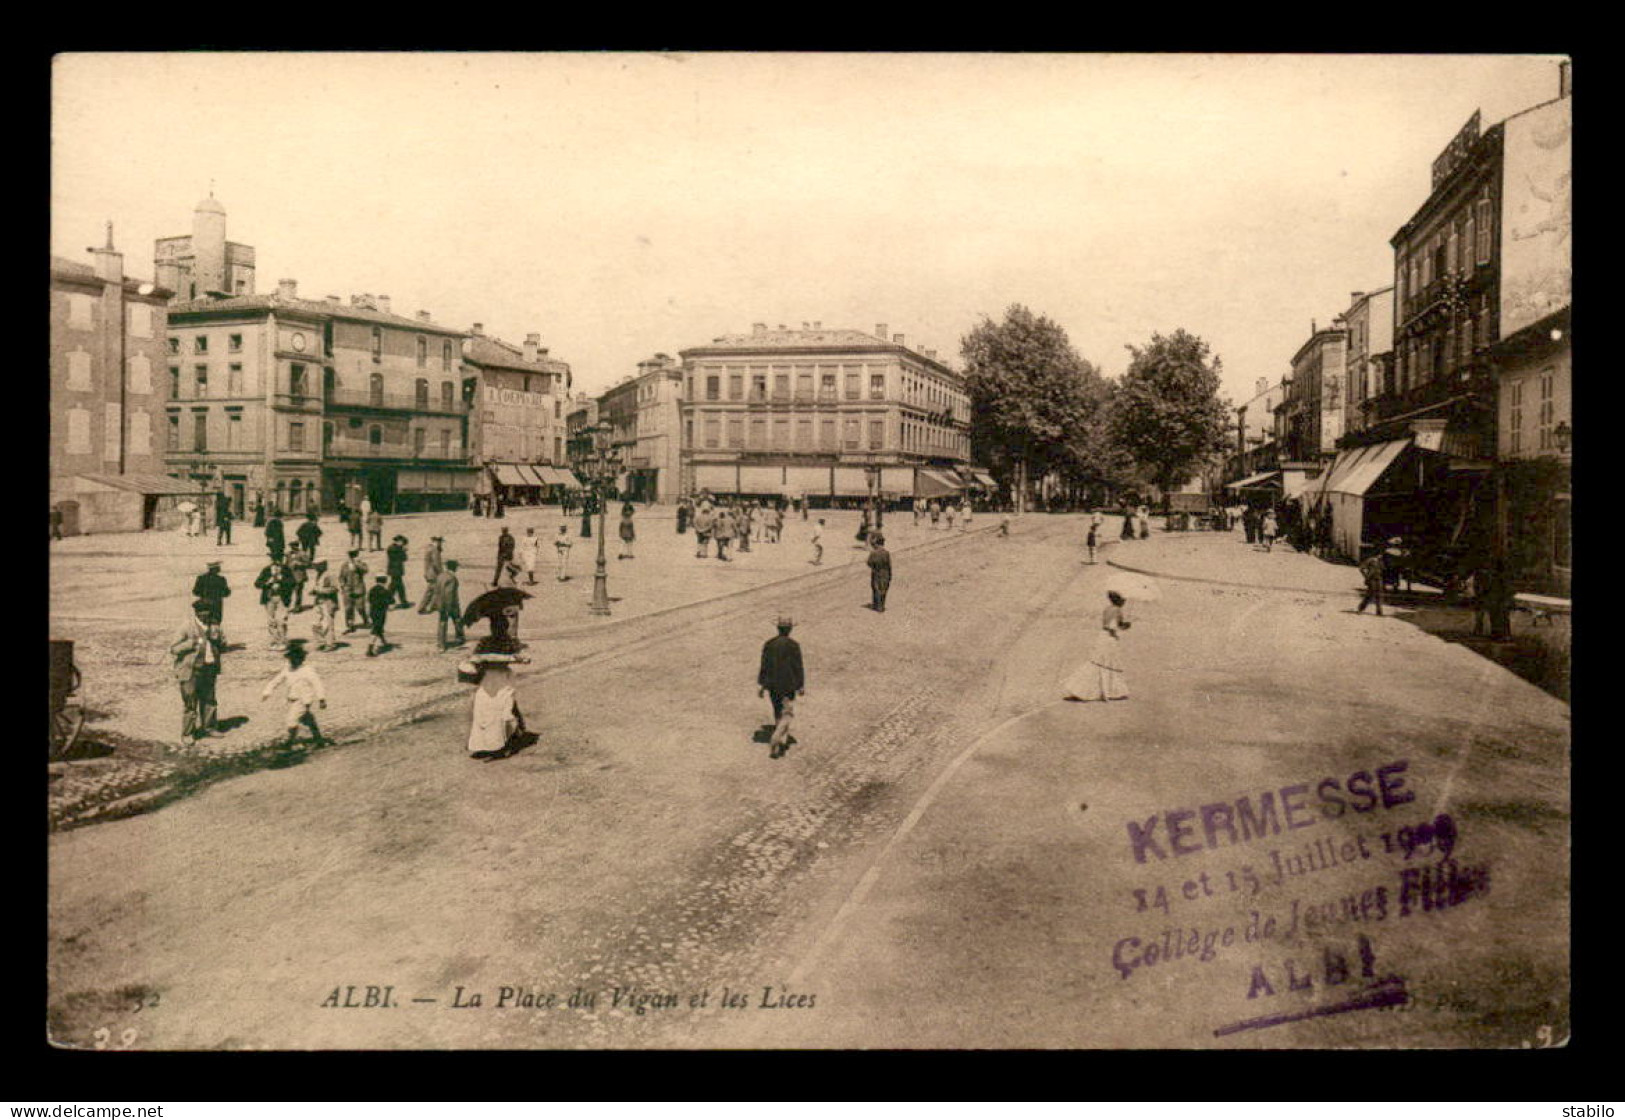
[1553, 421, 1572, 454]
[579, 423, 622, 616]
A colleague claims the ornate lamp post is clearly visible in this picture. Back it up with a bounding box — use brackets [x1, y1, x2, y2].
[1553, 421, 1572, 455]
[580, 423, 622, 616]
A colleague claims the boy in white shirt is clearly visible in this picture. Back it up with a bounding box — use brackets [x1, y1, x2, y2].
[261, 640, 328, 749]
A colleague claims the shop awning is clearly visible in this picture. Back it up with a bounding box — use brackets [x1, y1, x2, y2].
[971, 470, 998, 488]
[536, 466, 574, 486]
[73, 472, 207, 495]
[1224, 470, 1281, 491]
[490, 464, 530, 487]
[915, 469, 964, 498]
[1325, 440, 1411, 498]
[513, 465, 546, 486]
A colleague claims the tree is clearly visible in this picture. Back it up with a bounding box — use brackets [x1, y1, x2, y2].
[1111, 330, 1232, 495]
[960, 305, 1103, 511]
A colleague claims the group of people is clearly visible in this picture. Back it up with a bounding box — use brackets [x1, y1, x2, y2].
[1238, 505, 1281, 551]
[685, 496, 789, 562]
[912, 499, 973, 531]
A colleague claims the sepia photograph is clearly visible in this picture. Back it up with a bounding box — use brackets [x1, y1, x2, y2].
[47, 51, 1571, 1051]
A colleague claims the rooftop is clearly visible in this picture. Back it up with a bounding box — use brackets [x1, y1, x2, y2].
[463, 333, 571, 376]
[167, 293, 464, 334]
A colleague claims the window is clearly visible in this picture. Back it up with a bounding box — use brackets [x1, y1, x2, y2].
[726, 415, 744, 448]
[369, 372, 384, 406]
[229, 333, 243, 352]
[194, 335, 208, 354]
[441, 429, 452, 457]
[369, 424, 383, 447]
[821, 372, 837, 400]
[413, 429, 426, 456]
[1476, 198, 1493, 264]
[66, 349, 92, 391]
[555, 436, 563, 463]
[290, 363, 307, 400]
[289, 421, 305, 452]
[868, 419, 884, 450]
[228, 363, 244, 396]
[820, 417, 836, 449]
[706, 376, 720, 402]
[195, 363, 209, 397]
[127, 355, 151, 394]
[751, 372, 767, 401]
[703, 416, 721, 449]
[66, 408, 92, 454]
[1446, 224, 1459, 274]
[728, 373, 744, 400]
[870, 373, 886, 400]
[796, 418, 812, 448]
[67, 294, 94, 330]
[1537, 371, 1555, 450]
[193, 412, 208, 452]
[417, 337, 428, 367]
[320, 421, 331, 451]
[749, 417, 767, 449]
[128, 304, 152, 339]
[796, 371, 813, 399]
[415, 378, 430, 409]
[843, 419, 860, 449]
[371, 327, 383, 362]
[442, 381, 455, 410]
[168, 337, 180, 355]
[169, 366, 181, 399]
[773, 373, 790, 400]
[773, 417, 790, 448]
[167, 414, 180, 452]
[845, 373, 861, 400]
[442, 340, 453, 371]
[1508, 380, 1524, 455]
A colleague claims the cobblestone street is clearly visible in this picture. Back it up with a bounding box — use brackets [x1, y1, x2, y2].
[46, 516, 1568, 1049]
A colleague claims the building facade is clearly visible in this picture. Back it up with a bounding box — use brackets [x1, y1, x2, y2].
[163, 282, 474, 516]
[678, 323, 973, 505]
[50, 230, 198, 533]
[597, 353, 684, 503]
[1342, 286, 1395, 440]
[462, 327, 574, 503]
[154, 195, 257, 304]
[1279, 321, 1349, 464]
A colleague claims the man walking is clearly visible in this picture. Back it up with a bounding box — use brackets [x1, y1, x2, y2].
[264, 513, 286, 563]
[366, 508, 384, 551]
[192, 561, 231, 628]
[310, 559, 340, 650]
[493, 526, 516, 588]
[387, 535, 411, 608]
[519, 526, 542, 585]
[1355, 548, 1385, 617]
[339, 549, 369, 632]
[713, 504, 734, 561]
[419, 536, 445, 613]
[253, 557, 295, 650]
[867, 533, 893, 612]
[172, 598, 224, 745]
[554, 524, 574, 581]
[296, 511, 322, 558]
[810, 518, 825, 565]
[692, 501, 715, 559]
[215, 501, 234, 546]
[758, 614, 805, 760]
[366, 575, 394, 656]
[347, 506, 364, 549]
[436, 559, 466, 650]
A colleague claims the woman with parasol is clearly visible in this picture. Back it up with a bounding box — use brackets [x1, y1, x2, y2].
[458, 586, 537, 760]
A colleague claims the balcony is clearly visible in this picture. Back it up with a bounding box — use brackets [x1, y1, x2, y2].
[325, 388, 469, 415]
[324, 437, 468, 462]
[273, 393, 324, 412]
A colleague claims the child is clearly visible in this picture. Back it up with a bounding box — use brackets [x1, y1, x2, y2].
[810, 519, 824, 566]
[555, 524, 573, 581]
[261, 640, 328, 748]
[366, 575, 393, 656]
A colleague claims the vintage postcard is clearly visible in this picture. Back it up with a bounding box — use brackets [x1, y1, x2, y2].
[48, 52, 1570, 1050]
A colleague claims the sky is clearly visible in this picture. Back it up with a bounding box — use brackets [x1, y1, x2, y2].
[51, 52, 1568, 406]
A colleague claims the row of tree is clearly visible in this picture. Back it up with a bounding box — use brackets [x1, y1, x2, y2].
[960, 304, 1232, 509]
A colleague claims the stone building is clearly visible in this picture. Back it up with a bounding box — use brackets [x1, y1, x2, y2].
[50, 227, 201, 534]
[597, 353, 684, 503]
[462, 326, 575, 504]
[678, 322, 981, 506]
[154, 194, 256, 304]
[163, 283, 474, 516]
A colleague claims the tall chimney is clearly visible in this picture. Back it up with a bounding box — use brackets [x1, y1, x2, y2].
[377, 294, 392, 315]
[875, 323, 888, 340]
[88, 222, 124, 283]
[924, 348, 937, 359]
[1256, 377, 1268, 396]
[813, 321, 822, 330]
[1350, 291, 1365, 306]
[326, 294, 343, 305]
[752, 322, 767, 336]
[524, 333, 540, 363]
[801, 322, 810, 330]
[893, 333, 905, 346]
[416, 310, 432, 321]
[470, 322, 484, 336]
[278, 278, 298, 300]
[777, 324, 787, 331]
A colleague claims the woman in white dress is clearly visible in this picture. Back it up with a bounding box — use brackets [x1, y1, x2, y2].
[1063, 591, 1131, 701]
[466, 657, 526, 759]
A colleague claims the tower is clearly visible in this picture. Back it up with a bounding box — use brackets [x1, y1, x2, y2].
[191, 193, 228, 297]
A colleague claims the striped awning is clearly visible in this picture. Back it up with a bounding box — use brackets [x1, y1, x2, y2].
[915, 469, 964, 498]
[490, 464, 529, 487]
[1224, 470, 1282, 491]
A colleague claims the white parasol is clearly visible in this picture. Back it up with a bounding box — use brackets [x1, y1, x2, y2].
[177, 500, 198, 513]
[1105, 570, 1161, 602]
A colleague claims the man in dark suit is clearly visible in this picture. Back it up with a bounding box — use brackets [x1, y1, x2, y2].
[387, 535, 411, 608]
[867, 534, 893, 612]
[296, 512, 322, 557]
[758, 614, 805, 760]
[171, 598, 224, 745]
[264, 514, 286, 563]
